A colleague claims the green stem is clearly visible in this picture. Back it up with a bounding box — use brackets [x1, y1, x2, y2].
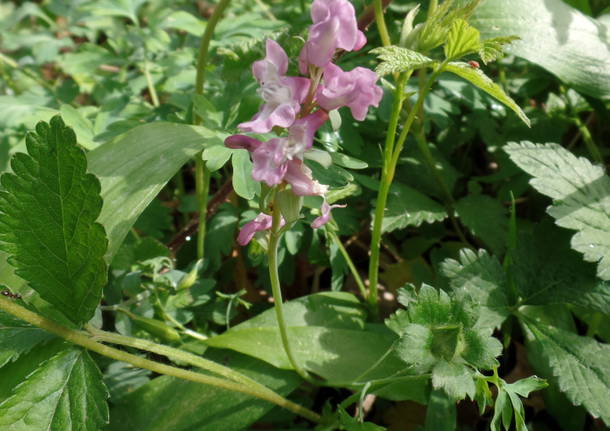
[327, 230, 367, 298]
[87, 324, 260, 389]
[374, 0, 392, 47]
[268, 198, 311, 381]
[0, 52, 55, 92]
[368, 62, 447, 314]
[143, 60, 160, 107]
[0, 295, 320, 423]
[573, 114, 602, 164]
[193, 0, 232, 261]
[367, 73, 408, 314]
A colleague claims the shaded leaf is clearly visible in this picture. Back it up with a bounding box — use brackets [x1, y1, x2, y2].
[505, 141, 610, 280]
[380, 183, 447, 233]
[0, 347, 109, 431]
[371, 46, 436, 76]
[443, 62, 530, 126]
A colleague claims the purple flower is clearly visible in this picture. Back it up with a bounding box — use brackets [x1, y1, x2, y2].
[299, 0, 367, 72]
[316, 63, 383, 121]
[237, 213, 282, 245]
[284, 160, 328, 196]
[225, 111, 328, 187]
[311, 201, 347, 228]
[239, 40, 310, 133]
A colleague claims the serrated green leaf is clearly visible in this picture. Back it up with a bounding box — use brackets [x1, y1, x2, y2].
[444, 19, 481, 60]
[371, 46, 436, 76]
[505, 142, 610, 280]
[431, 360, 475, 401]
[0, 116, 108, 324]
[0, 308, 54, 369]
[0, 347, 109, 431]
[522, 317, 610, 425]
[513, 223, 610, 314]
[231, 149, 259, 200]
[472, 0, 610, 99]
[479, 36, 520, 64]
[443, 62, 530, 126]
[380, 184, 447, 233]
[441, 249, 510, 330]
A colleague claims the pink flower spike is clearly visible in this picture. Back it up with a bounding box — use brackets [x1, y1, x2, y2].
[225, 134, 262, 151]
[239, 40, 310, 133]
[316, 63, 383, 121]
[284, 159, 329, 196]
[311, 201, 347, 229]
[237, 213, 272, 246]
[299, 0, 367, 72]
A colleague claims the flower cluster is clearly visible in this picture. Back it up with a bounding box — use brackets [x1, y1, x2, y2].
[225, 0, 383, 246]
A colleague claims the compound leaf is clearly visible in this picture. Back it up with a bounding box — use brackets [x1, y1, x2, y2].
[444, 62, 530, 126]
[0, 116, 107, 324]
[505, 141, 610, 280]
[0, 347, 109, 431]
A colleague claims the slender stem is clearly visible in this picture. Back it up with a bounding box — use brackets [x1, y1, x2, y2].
[368, 63, 447, 314]
[0, 296, 320, 423]
[253, 0, 277, 21]
[268, 199, 311, 381]
[367, 74, 408, 314]
[0, 52, 55, 91]
[193, 0, 232, 261]
[373, 0, 392, 47]
[327, 229, 367, 298]
[87, 325, 261, 389]
[143, 60, 160, 107]
[573, 114, 602, 163]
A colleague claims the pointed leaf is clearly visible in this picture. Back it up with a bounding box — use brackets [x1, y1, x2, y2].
[0, 347, 109, 431]
[444, 19, 481, 60]
[0, 116, 107, 324]
[522, 317, 610, 425]
[505, 141, 610, 280]
[444, 62, 530, 126]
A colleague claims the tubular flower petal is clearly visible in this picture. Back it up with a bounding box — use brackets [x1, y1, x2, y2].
[299, 0, 367, 72]
[225, 134, 262, 151]
[284, 110, 329, 160]
[240, 39, 310, 133]
[284, 160, 329, 196]
[311, 201, 347, 228]
[316, 63, 383, 121]
[237, 213, 276, 245]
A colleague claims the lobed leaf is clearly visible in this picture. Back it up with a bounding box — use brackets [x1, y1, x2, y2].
[505, 141, 610, 280]
[479, 36, 520, 65]
[443, 62, 530, 126]
[0, 116, 108, 324]
[0, 347, 109, 431]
